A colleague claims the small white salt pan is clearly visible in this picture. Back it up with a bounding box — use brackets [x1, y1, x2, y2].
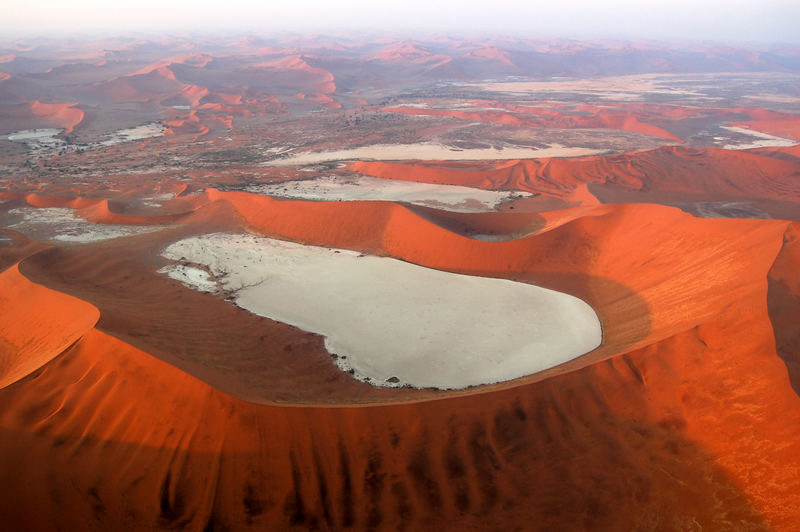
[6, 129, 63, 141]
[7, 207, 156, 242]
[265, 142, 604, 165]
[161, 233, 602, 390]
[158, 264, 218, 292]
[101, 123, 165, 146]
[720, 126, 797, 150]
[246, 175, 529, 212]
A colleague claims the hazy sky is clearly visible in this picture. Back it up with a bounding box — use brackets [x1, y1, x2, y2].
[2, 0, 799, 44]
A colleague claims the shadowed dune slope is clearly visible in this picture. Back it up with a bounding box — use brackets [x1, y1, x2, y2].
[768, 222, 800, 394]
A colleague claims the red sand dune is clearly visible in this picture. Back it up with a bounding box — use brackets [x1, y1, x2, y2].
[174, 84, 210, 108]
[348, 144, 800, 209]
[29, 101, 84, 133]
[1, 193, 798, 529]
[296, 92, 341, 108]
[463, 46, 515, 66]
[77, 199, 191, 225]
[381, 103, 685, 142]
[371, 42, 453, 68]
[0, 101, 78, 133]
[0, 264, 99, 389]
[250, 55, 336, 94]
[383, 101, 800, 144]
[733, 118, 800, 141]
[130, 53, 214, 78]
[91, 78, 157, 104]
[11, 193, 191, 225]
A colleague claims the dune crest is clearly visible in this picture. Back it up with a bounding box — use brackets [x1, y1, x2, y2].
[0, 264, 99, 389]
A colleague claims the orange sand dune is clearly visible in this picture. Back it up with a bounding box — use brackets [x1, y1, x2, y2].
[463, 46, 515, 66]
[250, 55, 336, 93]
[29, 101, 84, 134]
[13, 193, 192, 225]
[91, 78, 157, 104]
[402, 204, 546, 238]
[0, 264, 99, 389]
[0, 100, 84, 134]
[77, 199, 191, 225]
[206, 190, 790, 360]
[371, 42, 453, 69]
[733, 118, 800, 141]
[382, 103, 684, 142]
[348, 145, 800, 211]
[1, 197, 799, 528]
[171, 84, 210, 108]
[23, 193, 99, 210]
[296, 92, 341, 108]
[130, 53, 214, 78]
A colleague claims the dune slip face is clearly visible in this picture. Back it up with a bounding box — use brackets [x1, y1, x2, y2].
[161, 233, 602, 389]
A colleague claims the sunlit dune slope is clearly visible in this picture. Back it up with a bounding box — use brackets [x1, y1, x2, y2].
[1, 193, 192, 225]
[0, 100, 84, 134]
[8, 190, 794, 398]
[1, 185, 799, 529]
[348, 145, 800, 216]
[208, 191, 790, 371]
[382, 104, 684, 142]
[0, 264, 99, 389]
[1, 219, 799, 529]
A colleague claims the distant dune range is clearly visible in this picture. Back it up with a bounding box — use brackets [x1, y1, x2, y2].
[0, 141, 799, 528]
[2, 38, 800, 143]
[382, 102, 800, 143]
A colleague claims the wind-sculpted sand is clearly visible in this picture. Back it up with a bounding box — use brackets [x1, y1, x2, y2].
[1, 194, 799, 530]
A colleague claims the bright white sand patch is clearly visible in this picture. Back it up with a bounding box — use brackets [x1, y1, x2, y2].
[265, 143, 603, 165]
[6, 129, 63, 141]
[471, 234, 518, 241]
[101, 123, 165, 146]
[161, 233, 602, 389]
[720, 126, 797, 149]
[140, 192, 175, 208]
[392, 103, 431, 108]
[6, 129, 66, 154]
[245, 175, 530, 212]
[8, 207, 156, 242]
[158, 264, 217, 292]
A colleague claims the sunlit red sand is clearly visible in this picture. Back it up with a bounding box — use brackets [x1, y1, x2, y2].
[1, 34, 800, 531]
[1, 189, 799, 529]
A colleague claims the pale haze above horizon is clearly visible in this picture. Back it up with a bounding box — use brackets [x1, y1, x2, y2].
[2, 0, 799, 45]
